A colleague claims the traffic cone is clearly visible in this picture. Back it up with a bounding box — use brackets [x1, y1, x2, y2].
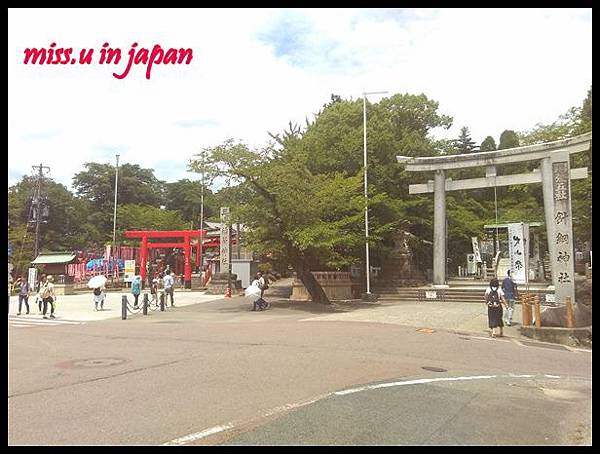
[225, 287, 232, 298]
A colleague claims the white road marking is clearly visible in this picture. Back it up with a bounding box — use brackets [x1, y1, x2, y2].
[162, 373, 564, 445]
[263, 395, 326, 417]
[9, 317, 82, 324]
[334, 375, 498, 396]
[8, 317, 84, 328]
[163, 423, 235, 445]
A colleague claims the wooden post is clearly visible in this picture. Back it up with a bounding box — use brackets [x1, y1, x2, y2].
[534, 294, 541, 328]
[521, 294, 531, 326]
[566, 296, 574, 328]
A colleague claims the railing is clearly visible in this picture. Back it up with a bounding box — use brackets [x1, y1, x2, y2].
[520, 294, 575, 328]
[121, 292, 172, 320]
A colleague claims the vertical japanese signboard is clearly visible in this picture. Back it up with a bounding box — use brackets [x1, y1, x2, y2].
[552, 161, 575, 304]
[124, 260, 136, 282]
[220, 207, 231, 271]
[471, 237, 482, 263]
[507, 223, 529, 284]
[28, 267, 38, 290]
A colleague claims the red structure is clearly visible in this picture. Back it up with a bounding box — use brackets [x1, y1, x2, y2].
[124, 230, 206, 289]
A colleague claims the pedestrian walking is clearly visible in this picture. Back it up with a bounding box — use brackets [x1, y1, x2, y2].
[484, 278, 507, 338]
[93, 285, 106, 311]
[163, 269, 175, 306]
[256, 272, 269, 298]
[501, 270, 519, 326]
[35, 274, 47, 313]
[250, 273, 269, 311]
[14, 276, 31, 315]
[131, 275, 142, 308]
[40, 275, 57, 319]
[150, 276, 159, 303]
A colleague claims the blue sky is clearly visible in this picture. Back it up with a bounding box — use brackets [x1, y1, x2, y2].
[8, 8, 592, 191]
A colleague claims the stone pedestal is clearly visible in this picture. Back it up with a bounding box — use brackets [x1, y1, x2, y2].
[290, 272, 352, 301]
[380, 230, 426, 286]
[205, 273, 242, 295]
[53, 283, 75, 296]
[191, 273, 203, 290]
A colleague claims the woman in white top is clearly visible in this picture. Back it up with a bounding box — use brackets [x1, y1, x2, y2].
[41, 275, 57, 319]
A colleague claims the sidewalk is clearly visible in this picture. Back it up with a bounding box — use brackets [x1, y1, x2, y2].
[8, 290, 225, 322]
[296, 299, 525, 338]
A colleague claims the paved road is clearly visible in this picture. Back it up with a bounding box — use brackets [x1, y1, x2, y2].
[8, 289, 591, 445]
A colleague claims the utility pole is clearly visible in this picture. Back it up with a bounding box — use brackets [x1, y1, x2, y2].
[32, 164, 50, 259]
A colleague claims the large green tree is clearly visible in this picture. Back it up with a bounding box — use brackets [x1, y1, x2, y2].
[116, 204, 188, 242]
[164, 179, 218, 227]
[288, 93, 453, 270]
[191, 140, 369, 303]
[72, 162, 166, 233]
[191, 93, 454, 301]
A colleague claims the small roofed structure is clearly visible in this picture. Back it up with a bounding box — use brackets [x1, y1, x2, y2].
[31, 252, 77, 294]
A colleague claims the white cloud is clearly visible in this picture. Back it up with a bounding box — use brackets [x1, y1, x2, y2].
[8, 8, 592, 191]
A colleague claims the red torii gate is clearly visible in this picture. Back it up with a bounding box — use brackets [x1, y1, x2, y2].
[124, 230, 206, 289]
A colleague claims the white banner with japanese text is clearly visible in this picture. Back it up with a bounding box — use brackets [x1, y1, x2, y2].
[507, 223, 529, 284]
[220, 207, 231, 269]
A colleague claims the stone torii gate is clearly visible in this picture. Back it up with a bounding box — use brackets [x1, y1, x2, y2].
[397, 132, 591, 305]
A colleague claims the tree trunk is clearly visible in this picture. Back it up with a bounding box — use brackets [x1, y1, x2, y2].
[294, 260, 330, 304]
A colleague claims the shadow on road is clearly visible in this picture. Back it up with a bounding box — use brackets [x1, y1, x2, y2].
[179, 279, 386, 316]
[190, 296, 384, 316]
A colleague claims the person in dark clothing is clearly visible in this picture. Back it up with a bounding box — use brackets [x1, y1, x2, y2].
[501, 270, 519, 326]
[484, 278, 507, 338]
[15, 276, 31, 315]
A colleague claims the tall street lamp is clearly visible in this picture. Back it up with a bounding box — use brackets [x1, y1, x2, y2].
[112, 154, 120, 251]
[190, 149, 209, 276]
[362, 91, 388, 300]
[199, 151, 205, 271]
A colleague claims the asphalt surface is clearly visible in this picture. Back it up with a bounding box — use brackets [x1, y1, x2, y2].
[8, 284, 592, 446]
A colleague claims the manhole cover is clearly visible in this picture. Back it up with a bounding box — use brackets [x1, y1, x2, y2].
[56, 358, 127, 369]
[422, 366, 447, 372]
[458, 337, 471, 340]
